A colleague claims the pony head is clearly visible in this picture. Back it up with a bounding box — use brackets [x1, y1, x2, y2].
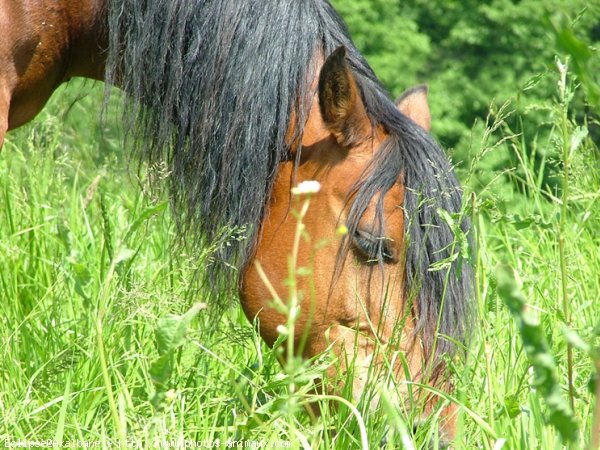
[241, 47, 465, 434]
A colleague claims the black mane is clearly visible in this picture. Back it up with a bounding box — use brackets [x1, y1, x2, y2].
[105, 0, 472, 360]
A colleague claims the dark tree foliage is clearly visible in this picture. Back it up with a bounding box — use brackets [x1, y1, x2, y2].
[332, 0, 600, 186]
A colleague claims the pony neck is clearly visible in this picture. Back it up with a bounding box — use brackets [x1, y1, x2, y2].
[61, 0, 108, 82]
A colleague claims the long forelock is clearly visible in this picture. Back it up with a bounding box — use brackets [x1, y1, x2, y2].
[104, 0, 336, 299]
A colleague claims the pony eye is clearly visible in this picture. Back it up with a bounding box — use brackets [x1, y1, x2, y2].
[352, 230, 396, 264]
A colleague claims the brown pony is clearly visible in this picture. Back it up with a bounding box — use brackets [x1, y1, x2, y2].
[0, 0, 472, 442]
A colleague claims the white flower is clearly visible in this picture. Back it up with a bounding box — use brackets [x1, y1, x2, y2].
[291, 180, 321, 195]
[165, 389, 177, 403]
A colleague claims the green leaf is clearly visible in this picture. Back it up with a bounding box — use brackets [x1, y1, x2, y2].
[149, 302, 206, 409]
[124, 202, 167, 243]
[497, 266, 579, 442]
[149, 354, 173, 388]
[550, 19, 600, 106]
[155, 302, 206, 356]
[521, 72, 545, 92]
[569, 126, 588, 157]
[589, 372, 598, 396]
[554, 28, 592, 62]
[114, 248, 135, 265]
[562, 326, 591, 354]
[496, 393, 521, 419]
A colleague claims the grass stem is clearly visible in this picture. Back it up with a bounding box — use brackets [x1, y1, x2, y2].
[557, 59, 575, 414]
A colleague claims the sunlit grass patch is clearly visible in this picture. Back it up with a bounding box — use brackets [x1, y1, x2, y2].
[1, 60, 599, 450]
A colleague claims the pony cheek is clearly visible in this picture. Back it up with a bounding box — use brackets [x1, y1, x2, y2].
[239, 257, 288, 347]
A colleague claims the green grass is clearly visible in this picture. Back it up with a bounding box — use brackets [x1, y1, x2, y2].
[0, 64, 598, 450]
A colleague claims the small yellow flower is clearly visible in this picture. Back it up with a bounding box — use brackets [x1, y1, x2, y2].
[336, 225, 349, 236]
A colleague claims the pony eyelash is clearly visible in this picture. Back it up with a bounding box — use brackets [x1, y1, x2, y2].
[352, 229, 396, 263]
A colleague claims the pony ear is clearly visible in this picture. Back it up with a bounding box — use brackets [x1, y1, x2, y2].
[318, 46, 370, 147]
[395, 85, 431, 132]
